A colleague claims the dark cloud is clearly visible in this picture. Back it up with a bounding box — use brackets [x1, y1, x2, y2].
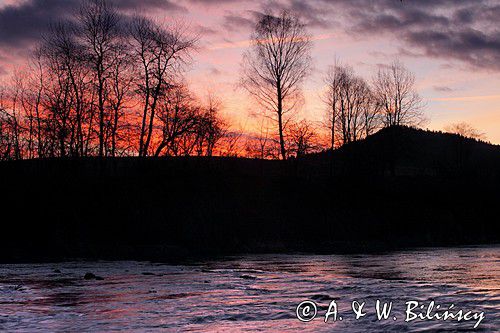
[328, 0, 500, 71]
[222, 12, 255, 31]
[1, 0, 498, 72]
[259, 0, 333, 28]
[195, 24, 219, 36]
[0, 0, 76, 47]
[187, 0, 246, 3]
[405, 28, 500, 70]
[0, 0, 186, 48]
[289, 2, 331, 28]
[114, 0, 186, 11]
[220, 0, 333, 33]
[244, 0, 500, 71]
[434, 86, 454, 93]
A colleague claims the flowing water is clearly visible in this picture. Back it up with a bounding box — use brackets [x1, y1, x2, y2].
[0, 246, 498, 332]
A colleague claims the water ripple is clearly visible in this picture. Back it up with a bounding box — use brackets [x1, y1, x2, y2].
[0, 246, 498, 332]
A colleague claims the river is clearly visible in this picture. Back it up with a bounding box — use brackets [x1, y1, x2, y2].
[0, 246, 498, 332]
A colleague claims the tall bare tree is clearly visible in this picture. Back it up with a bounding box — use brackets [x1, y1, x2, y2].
[373, 60, 425, 127]
[323, 64, 379, 147]
[129, 18, 197, 157]
[241, 10, 312, 160]
[106, 46, 133, 157]
[78, 0, 122, 157]
[41, 22, 90, 157]
[323, 64, 341, 150]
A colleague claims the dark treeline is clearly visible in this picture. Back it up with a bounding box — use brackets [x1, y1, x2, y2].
[0, 3, 432, 161]
[1, 126, 499, 262]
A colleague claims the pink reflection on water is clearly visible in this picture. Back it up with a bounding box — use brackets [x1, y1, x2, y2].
[0, 247, 498, 332]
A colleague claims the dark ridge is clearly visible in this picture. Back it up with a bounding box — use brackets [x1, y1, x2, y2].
[304, 125, 500, 178]
[0, 126, 499, 262]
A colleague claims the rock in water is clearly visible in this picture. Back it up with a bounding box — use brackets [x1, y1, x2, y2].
[84, 272, 104, 280]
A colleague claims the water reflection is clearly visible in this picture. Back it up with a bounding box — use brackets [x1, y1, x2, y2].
[0, 247, 498, 332]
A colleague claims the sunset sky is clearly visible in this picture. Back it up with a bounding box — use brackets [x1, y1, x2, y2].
[1, 0, 499, 143]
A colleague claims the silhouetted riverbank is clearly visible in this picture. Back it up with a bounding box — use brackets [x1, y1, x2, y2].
[1, 127, 499, 262]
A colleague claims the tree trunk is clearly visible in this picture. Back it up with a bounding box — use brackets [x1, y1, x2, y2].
[277, 84, 286, 160]
[143, 83, 161, 156]
[98, 67, 105, 158]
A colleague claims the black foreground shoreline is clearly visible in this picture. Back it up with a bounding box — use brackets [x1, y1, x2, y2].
[1, 126, 499, 263]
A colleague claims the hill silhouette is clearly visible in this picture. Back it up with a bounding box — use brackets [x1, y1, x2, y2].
[0, 126, 498, 262]
[305, 125, 500, 177]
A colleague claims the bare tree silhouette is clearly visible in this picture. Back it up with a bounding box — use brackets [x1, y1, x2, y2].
[241, 10, 312, 160]
[287, 119, 320, 157]
[373, 60, 425, 127]
[129, 18, 197, 157]
[324, 64, 380, 148]
[79, 0, 122, 157]
[445, 122, 486, 140]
